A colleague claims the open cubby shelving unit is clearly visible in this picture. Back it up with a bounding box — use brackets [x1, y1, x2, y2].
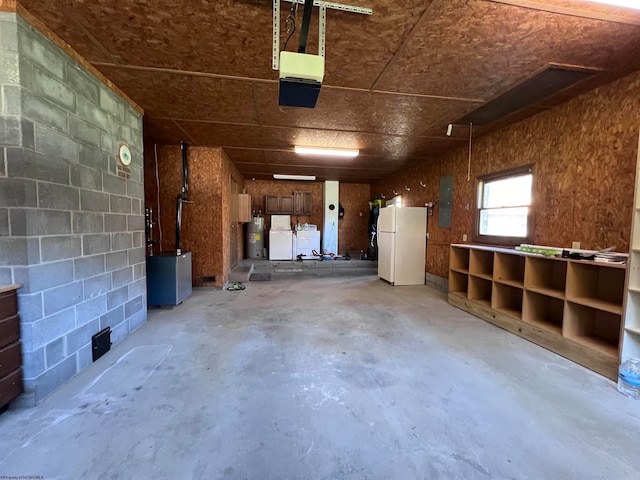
[448, 244, 626, 380]
[621, 131, 640, 365]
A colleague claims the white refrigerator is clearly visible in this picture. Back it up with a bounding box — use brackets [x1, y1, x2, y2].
[269, 215, 294, 260]
[377, 207, 427, 286]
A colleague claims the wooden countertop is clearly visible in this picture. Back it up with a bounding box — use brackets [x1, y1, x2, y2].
[0, 284, 21, 294]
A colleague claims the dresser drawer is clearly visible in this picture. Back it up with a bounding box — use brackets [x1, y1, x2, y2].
[0, 291, 18, 320]
[0, 368, 23, 408]
[0, 342, 22, 379]
[0, 315, 20, 348]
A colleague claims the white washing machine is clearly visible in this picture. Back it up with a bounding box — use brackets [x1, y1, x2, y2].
[296, 230, 320, 257]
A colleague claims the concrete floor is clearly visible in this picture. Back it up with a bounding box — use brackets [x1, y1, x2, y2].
[1, 265, 639, 479]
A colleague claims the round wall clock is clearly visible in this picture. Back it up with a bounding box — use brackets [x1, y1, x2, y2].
[117, 144, 132, 166]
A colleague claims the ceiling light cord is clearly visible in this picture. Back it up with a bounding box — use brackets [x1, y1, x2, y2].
[283, 2, 298, 52]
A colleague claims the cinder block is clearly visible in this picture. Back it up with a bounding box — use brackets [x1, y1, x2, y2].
[131, 198, 141, 215]
[82, 233, 110, 255]
[128, 308, 146, 332]
[0, 267, 12, 284]
[22, 89, 68, 134]
[0, 237, 27, 266]
[75, 294, 107, 326]
[17, 291, 43, 322]
[0, 208, 8, 236]
[126, 180, 144, 199]
[83, 272, 111, 300]
[74, 254, 105, 280]
[43, 281, 83, 316]
[2, 85, 21, 115]
[133, 262, 145, 281]
[105, 250, 127, 272]
[72, 212, 103, 234]
[80, 189, 109, 212]
[99, 88, 123, 119]
[78, 144, 101, 170]
[7, 148, 70, 185]
[0, 117, 22, 146]
[45, 337, 65, 368]
[33, 355, 76, 404]
[27, 306, 76, 350]
[27, 237, 40, 264]
[101, 133, 115, 156]
[21, 119, 34, 149]
[99, 304, 124, 330]
[107, 284, 128, 310]
[70, 164, 102, 190]
[24, 259, 74, 293]
[38, 182, 79, 210]
[0, 178, 37, 207]
[25, 209, 71, 235]
[102, 173, 126, 195]
[69, 115, 101, 147]
[35, 125, 78, 163]
[17, 23, 65, 78]
[128, 247, 145, 266]
[76, 343, 92, 371]
[112, 232, 132, 251]
[112, 266, 133, 288]
[77, 95, 116, 132]
[127, 214, 144, 231]
[124, 107, 142, 131]
[21, 345, 45, 379]
[41, 235, 81, 263]
[124, 295, 143, 319]
[132, 231, 143, 248]
[66, 318, 99, 354]
[30, 66, 77, 111]
[110, 319, 128, 346]
[66, 63, 100, 105]
[110, 194, 131, 214]
[128, 277, 146, 298]
[0, 18, 19, 52]
[104, 213, 127, 233]
[0, 52, 19, 84]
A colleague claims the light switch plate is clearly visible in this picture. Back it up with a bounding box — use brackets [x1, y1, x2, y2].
[572, 241, 580, 249]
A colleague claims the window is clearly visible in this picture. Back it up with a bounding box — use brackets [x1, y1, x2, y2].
[474, 164, 534, 245]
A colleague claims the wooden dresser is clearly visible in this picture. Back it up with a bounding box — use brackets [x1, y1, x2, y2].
[0, 285, 23, 411]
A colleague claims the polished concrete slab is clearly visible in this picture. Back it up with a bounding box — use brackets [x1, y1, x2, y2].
[1, 267, 638, 479]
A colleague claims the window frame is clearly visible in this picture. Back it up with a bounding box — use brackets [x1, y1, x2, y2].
[473, 163, 535, 246]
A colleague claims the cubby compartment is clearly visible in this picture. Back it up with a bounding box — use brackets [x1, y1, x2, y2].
[469, 249, 494, 279]
[628, 252, 640, 292]
[633, 210, 640, 250]
[523, 290, 563, 334]
[468, 276, 492, 307]
[449, 270, 468, 297]
[524, 257, 567, 299]
[566, 262, 625, 314]
[494, 253, 525, 288]
[624, 290, 640, 332]
[450, 246, 470, 273]
[492, 282, 523, 319]
[564, 301, 621, 358]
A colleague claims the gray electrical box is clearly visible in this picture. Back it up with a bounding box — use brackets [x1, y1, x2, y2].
[439, 176, 453, 228]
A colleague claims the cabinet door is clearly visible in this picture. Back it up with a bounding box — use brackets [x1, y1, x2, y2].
[237, 194, 251, 223]
[265, 195, 279, 214]
[279, 195, 294, 214]
[293, 192, 304, 215]
[303, 192, 312, 215]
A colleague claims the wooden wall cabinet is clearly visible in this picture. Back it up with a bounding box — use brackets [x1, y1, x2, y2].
[264, 195, 296, 215]
[449, 245, 626, 380]
[279, 195, 293, 214]
[294, 191, 312, 215]
[236, 194, 251, 223]
[0, 286, 23, 410]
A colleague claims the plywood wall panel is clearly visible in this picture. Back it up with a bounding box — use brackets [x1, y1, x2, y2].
[374, 69, 640, 278]
[338, 184, 371, 254]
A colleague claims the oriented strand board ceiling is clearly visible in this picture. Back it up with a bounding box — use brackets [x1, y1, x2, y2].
[17, 0, 640, 182]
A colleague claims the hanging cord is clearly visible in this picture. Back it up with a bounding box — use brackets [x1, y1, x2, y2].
[467, 123, 473, 182]
[283, 2, 299, 51]
[154, 144, 163, 251]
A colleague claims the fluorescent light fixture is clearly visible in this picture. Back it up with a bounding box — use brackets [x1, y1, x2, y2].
[586, 0, 640, 8]
[294, 146, 359, 157]
[273, 174, 316, 181]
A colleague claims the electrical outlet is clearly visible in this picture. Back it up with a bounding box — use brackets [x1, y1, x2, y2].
[463, 234, 467, 241]
[572, 241, 580, 249]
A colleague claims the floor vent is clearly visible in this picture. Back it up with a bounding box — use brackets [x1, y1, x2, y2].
[92, 327, 111, 362]
[201, 276, 216, 283]
[457, 65, 597, 127]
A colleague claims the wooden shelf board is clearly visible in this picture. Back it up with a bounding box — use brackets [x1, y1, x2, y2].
[567, 297, 622, 315]
[494, 278, 524, 289]
[469, 273, 493, 281]
[451, 268, 469, 275]
[525, 286, 565, 300]
[569, 335, 618, 358]
[625, 326, 640, 336]
[469, 298, 491, 308]
[495, 307, 522, 320]
[450, 291, 467, 299]
[525, 318, 562, 335]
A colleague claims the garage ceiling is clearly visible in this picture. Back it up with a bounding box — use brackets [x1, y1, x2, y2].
[17, 0, 640, 183]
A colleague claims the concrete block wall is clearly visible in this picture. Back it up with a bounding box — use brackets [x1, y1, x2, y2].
[0, 12, 146, 405]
